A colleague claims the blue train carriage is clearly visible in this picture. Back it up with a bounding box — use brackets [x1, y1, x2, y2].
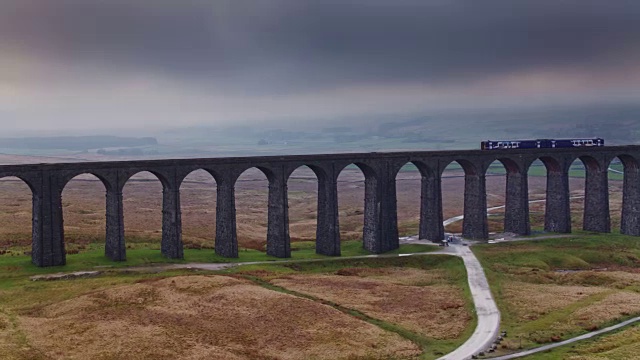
[481, 138, 604, 150]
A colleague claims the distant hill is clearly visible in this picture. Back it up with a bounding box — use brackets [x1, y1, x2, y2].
[371, 104, 640, 147]
[0, 136, 158, 151]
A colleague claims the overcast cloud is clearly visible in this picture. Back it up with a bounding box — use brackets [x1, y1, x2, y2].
[1, 0, 639, 132]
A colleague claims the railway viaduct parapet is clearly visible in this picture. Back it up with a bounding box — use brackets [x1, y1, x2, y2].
[1, 146, 639, 267]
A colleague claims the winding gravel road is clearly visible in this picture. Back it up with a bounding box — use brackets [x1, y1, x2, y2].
[432, 243, 501, 360]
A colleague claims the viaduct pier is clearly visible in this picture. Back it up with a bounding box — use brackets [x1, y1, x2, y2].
[1, 146, 639, 267]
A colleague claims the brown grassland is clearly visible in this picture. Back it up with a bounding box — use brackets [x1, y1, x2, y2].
[271, 269, 471, 340]
[4, 275, 421, 360]
[0, 256, 471, 360]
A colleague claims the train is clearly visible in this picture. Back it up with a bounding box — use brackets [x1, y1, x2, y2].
[481, 138, 604, 150]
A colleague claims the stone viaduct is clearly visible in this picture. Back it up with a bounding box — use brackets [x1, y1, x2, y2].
[0, 146, 639, 267]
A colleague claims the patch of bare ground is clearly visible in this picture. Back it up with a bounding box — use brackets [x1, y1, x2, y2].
[272, 271, 471, 340]
[15, 275, 420, 360]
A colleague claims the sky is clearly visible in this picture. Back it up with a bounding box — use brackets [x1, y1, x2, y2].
[1, 0, 639, 134]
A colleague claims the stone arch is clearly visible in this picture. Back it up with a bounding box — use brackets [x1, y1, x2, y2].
[440, 158, 480, 177]
[524, 158, 549, 230]
[0, 174, 37, 194]
[59, 171, 113, 193]
[233, 166, 271, 252]
[483, 159, 511, 234]
[568, 155, 610, 233]
[179, 169, 218, 251]
[121, 169, 171, 191]
[256, 166, 277, 182]
[60, 173, 109, 255]
[615, 154, 640, 171]
[394, 160, 434, 240]
[497, 157, 522, 174]
[440, 160, 467, 234]
[300, 164, 329, 183]
[440, 159, 487, 239]
[537, 156, 563, 173]
[286, 164, 321, 246]
[334, 161, 377, 180]
[334, 162, 378, 251]
[606, 156, 626, 231]
[334, 163, 367, 240]
[390, 159, 435, 179]
[0, 175, 35, 256]
[577, 155, 602, 173]
[175, 167, 220, 188]
[121, 171, 166, 252]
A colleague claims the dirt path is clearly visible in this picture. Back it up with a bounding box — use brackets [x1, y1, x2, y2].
[169, 250, 447, 271]
[437, 244, 501, 360]
[400, 239, 501, 360]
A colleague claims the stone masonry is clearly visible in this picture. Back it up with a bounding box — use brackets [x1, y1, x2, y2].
[0, 146, 638, 267]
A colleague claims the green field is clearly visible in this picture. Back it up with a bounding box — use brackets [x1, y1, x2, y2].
[0, 241, 437, 287]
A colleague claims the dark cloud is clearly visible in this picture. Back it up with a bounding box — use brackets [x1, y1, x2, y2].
[2, 0, 639, 94]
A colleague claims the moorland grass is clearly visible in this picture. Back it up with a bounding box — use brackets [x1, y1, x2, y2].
[0, 249, 471, 360]
[519, 323, 640, 360]
[472, 232, 640, 355]
[230, 255, 475, 360]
